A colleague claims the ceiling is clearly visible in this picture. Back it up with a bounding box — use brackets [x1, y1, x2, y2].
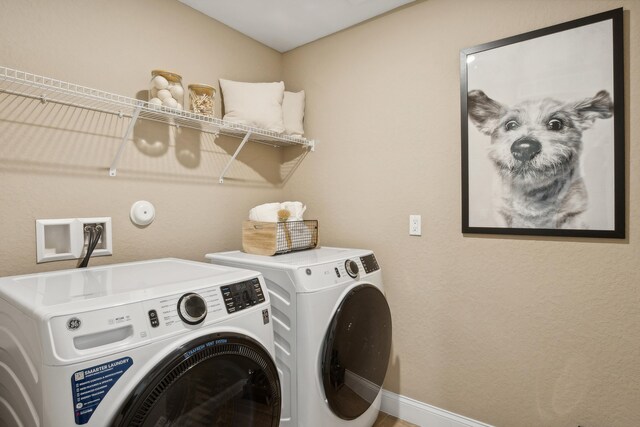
[179, 0, 416, 53]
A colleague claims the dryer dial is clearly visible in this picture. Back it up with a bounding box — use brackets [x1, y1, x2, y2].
[177, 293, 208, 325]
[345, 259, 359, 278]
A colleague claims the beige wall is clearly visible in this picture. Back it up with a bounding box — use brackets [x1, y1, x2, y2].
[283, 1, 639, 426]
[1, 0, 639, 426]
[0, 0, 288, 276]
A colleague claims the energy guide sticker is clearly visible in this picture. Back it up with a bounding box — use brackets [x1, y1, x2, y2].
[71, 356, 133, 424]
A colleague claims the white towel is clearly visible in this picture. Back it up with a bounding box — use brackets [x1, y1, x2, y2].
[249, 202, 281, 222]
[280, 201, 306, 221]
[249, 201, 306, 222]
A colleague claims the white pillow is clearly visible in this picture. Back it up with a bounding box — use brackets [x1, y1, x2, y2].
[283, 90, 305, 136]
[219, 79, 285, 133]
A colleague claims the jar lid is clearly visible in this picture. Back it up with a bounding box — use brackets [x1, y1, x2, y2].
[188, 84, 216, 91]
[188, 84, 216, 95]
[151, 70, 182, 83]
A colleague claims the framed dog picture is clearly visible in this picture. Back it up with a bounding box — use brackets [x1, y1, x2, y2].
[460, 8, 624, 238]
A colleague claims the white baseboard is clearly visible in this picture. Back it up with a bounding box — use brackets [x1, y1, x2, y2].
[380, 389, 494, 427]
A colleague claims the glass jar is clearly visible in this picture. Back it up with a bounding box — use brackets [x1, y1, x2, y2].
[188, 84, 215, 116]
[149, 70, 184, 111]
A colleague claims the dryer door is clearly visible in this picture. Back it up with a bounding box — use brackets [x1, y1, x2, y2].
[111, 333, 280, 427]
[321, 284, 392, 420]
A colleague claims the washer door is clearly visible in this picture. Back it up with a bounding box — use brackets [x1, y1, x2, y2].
[321, 284, 392, 420]
[111, 333, 281, 427]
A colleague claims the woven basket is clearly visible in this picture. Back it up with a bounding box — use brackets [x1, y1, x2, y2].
[242, 220, 318, 256]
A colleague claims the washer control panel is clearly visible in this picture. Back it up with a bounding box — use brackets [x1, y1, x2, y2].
[177, 292, 208, 325]
[220, 278, 265, 314]
[345, 259, 360, 278]
[148, 310, 160, 328]
[360, 253, 379, 274]
[151, 286, 223, 329]
[48, 275, 267, 361]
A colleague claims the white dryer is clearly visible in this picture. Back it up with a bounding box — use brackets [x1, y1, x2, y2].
[0, 258, 281, 427]
[207, 247, 392, 427]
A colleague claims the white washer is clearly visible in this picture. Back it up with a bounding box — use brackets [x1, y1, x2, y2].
[0, 258, 281, 427]
[207, 247, 392, 427]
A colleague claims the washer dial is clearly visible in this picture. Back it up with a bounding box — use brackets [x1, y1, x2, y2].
[345, 259, 359, 278]
[177, 293, 208, 325]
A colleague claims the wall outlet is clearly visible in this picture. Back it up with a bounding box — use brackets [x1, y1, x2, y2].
[409, 214, 421, 236]
[36, 217, 112, 263]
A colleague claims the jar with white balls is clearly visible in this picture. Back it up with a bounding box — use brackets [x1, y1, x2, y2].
[148, 70, 184, 111]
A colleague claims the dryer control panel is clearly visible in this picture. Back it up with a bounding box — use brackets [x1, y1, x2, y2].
[360, 254, 379, 274]
[292, 252, 382, 292]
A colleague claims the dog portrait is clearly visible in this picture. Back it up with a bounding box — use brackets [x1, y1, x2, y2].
[467, 89, 613, 229]
[460, 8, 624, 238]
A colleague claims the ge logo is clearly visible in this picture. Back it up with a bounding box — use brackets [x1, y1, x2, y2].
[67, 317, 81, 331]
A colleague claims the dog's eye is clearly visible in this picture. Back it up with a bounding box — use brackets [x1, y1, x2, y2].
[547, 119, 563, 131]
[505, 120, 519, 131]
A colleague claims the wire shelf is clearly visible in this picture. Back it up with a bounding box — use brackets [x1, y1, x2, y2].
[0, 66, 314, 149]
[0, 66, 314, 181]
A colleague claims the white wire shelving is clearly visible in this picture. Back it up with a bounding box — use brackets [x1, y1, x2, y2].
[0, 66, 315, 183]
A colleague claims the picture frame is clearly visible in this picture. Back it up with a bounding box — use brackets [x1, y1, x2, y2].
[460, 8, 625, 238]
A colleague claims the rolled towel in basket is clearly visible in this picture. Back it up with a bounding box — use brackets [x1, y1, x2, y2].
[281, 201, 306, 221]
[249, 201, 306, 222]
[249, 202, 281, 222]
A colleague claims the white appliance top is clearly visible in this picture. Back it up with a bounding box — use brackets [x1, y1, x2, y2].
[207, 247, 382, 293]
[207, 247, 372, 270]
[0, 258, 259, 317]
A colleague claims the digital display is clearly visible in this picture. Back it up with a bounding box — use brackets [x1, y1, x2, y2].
[360, 254, 379, 274]
[220, 278, 265, 314]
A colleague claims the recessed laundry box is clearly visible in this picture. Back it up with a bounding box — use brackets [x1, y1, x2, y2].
[207, 247, 392, 427]
[0, 259, 281, 427]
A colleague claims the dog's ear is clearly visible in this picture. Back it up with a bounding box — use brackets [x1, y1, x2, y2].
[572, 90, 614, 130]
[467, 90, 503, 135]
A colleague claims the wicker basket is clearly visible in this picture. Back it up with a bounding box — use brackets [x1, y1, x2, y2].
[242, 220, 318, 256]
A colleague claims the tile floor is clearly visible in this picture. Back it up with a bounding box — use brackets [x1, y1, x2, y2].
[373, 411, 419, 427]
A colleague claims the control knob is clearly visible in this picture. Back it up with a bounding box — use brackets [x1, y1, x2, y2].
[345, 259, 359, 278]
[177, 293, 208, 325]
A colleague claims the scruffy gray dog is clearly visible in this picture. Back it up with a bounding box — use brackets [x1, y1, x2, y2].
[468, 90, 613, 229]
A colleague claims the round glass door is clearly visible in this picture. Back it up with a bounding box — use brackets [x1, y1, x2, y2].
[321, 284, 392, 420]
[112, 333, 281, 427]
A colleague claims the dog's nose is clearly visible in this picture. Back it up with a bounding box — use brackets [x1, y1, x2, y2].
[511, 138, 542, 161]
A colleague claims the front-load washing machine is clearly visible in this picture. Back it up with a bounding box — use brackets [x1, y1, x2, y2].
[206, 247, 392, 427]
[0, 258, 281, 427]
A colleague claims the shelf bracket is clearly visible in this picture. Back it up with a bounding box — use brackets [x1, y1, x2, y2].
[219, 131, 252, 184]
[109, 104, 142, 177]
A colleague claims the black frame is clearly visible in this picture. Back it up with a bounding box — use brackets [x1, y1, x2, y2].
[460, 8, 625, 238]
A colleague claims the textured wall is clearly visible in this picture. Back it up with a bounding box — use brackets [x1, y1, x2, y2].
[0, 0, 287, 276]
[283, 1, 639, 426]
[2, 1, 639, 425]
